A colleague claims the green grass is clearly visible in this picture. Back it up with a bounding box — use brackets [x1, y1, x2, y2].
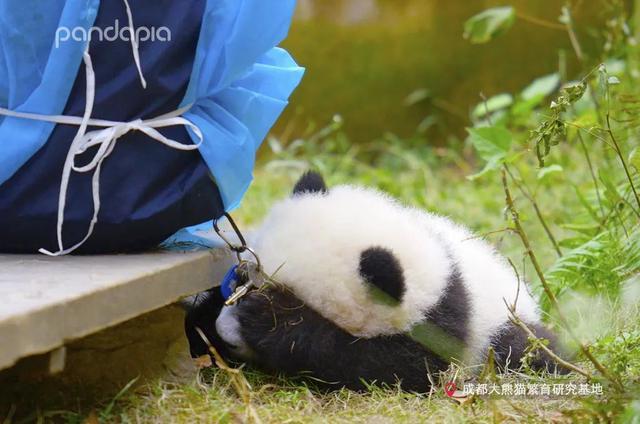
[76, 371, 589, 423]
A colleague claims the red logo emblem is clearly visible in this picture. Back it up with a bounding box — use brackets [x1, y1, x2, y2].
[444, 382, 457, 397]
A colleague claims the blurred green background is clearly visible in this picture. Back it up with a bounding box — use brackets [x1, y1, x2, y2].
[276, 0, 609, 144]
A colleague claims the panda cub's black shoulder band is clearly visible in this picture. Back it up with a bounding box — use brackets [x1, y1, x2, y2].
[293, 171, 327, 195]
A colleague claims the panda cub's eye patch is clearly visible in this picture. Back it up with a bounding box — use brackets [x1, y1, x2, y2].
[359, 247, 406, 305]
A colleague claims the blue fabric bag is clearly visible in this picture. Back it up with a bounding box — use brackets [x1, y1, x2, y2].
[0, 0, 303, 254]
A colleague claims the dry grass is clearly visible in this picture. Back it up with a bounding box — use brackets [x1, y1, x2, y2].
[95, 368, 589, 424]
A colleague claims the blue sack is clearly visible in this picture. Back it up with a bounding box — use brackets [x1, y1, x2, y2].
[0, 0, 303, 254]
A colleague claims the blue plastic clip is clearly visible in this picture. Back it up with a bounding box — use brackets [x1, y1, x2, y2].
[220, 264, 239, 301]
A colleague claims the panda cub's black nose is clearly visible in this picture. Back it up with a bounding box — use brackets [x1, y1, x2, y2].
[359, 246, 406, 304]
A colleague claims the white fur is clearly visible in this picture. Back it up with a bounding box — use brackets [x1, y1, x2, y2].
[231, 184, 541, 364]
[216, 305, 254, 359]
[251, 186, 452, 338]
[408, 209, 540, 362]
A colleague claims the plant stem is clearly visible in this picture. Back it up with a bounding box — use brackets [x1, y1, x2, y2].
[562, 5, 584, 62]
[505, 165, 563, 258]
[515, 11, 566, 31]
[505, 301, 592, 378]
[606, 114, 640, 214]
[501, 169, 624, 391]
[194, 327, 260, 421]
[576, 130, 606, 218]
[431, 98, 468, 122]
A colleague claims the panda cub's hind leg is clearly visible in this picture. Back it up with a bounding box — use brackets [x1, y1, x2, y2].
[489, 321, 568, 374]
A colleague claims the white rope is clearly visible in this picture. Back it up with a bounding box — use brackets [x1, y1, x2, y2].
[122, 0, 147, 89]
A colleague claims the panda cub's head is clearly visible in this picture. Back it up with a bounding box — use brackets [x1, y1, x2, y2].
[245, 172, 452, 335]
[215, 172, 453, 356]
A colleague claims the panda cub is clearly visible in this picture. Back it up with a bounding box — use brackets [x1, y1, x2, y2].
[185, 172, 564, 392]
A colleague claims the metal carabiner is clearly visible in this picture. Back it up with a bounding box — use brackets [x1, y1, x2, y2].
[213, 212, 265, 305]
[213, 212, 247, 253]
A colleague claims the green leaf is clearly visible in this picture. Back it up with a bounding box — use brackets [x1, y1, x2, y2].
[573, 185, 600, 221]
[537, 164, 564, 180]
[600, 171, 622, 204]
[559, 223, 603, 234]
[561, 82, 588, 104]
[598, 64, 609, 102]
[466, 126, 513, 179]
[467, 157, 503, 180]
[513, 73, 561, 116]
[522, 73, 560, 102]
[467, 126, 513, 161]
[558, 6, 571, 25]
[463, 6, 516, 44]
[472, 93, 513, 119]
[629, 147, 640, 173]
[417, 115, 438, 133]
[604, 59, 626, 76]
[404, 88, 431, 106]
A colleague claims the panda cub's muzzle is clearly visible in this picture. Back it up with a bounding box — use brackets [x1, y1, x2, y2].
[183, 265, 261, 366]
[215, 303, 255, 359]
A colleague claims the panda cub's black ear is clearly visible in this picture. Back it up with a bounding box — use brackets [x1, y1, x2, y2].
[292, 171, 327, 196]
[359, 247, 406, 305]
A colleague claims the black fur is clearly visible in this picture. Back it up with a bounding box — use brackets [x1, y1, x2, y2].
[184, 289, 231, 360]
[185, 282, 565, 392]
[490, 321, 569, 373]
[359, 247, 406, 303]
[408, 265, 471, 362]
[292, 171, 327, 196]
[234, 286, 450, 392]
[424, 265, 470, 344]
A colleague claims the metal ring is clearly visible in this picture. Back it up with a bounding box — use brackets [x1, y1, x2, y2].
[236, 246, 261, 272]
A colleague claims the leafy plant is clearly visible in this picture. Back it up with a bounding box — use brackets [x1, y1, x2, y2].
[463, 6, 516, 44]
[531, 82, 587, 167]
[466, 126, 513, 179]
[465, 2, 640, 419]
